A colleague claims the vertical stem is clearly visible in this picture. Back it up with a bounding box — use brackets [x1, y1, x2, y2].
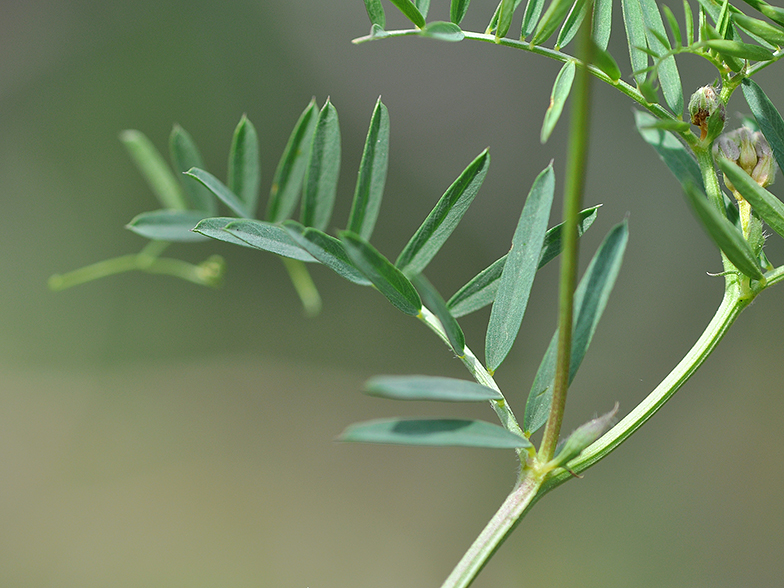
[281, 257, 322, 316]
[538, 14, 594, 462]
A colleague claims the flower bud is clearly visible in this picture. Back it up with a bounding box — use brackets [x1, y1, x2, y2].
[689, 85, 725, 140]
[751, 134, 776, 188]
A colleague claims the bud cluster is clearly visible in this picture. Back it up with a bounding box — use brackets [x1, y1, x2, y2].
[713, 127, 777, 189]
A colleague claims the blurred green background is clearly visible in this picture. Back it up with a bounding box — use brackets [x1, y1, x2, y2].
[2, 1, 783, 586]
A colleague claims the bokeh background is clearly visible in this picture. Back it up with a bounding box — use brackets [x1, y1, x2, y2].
[2, 1, 783, 586]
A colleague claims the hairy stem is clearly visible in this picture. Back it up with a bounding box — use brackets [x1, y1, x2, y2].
[539, 14, 594, 462]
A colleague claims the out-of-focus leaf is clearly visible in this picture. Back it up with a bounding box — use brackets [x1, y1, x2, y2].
[421, 21, 465, 41]
[622, 0, 650, 85]
[302, 100, 341, 231]
[228, 115, 261, 216]
[541, 61, 576, 144]
[634, 110, 703, 189]
[341, 231, 422, 316]
[338, 418, 532, 448]
[705, 39, 775, 59]
[522, 0, 548, 39]
[223, 219, 317, 262]
[348, 99, 389, 240]
[717, 158, 784, 239]
[450, 0, 472, 24]
[683, 183, 765, 280]
[388, 0, 426, 27]
[447, 206, 600, 317]
[192, 217, 256, 247]
[415, 0, 431, 18]
[532, 0, 577, 45]
[743, 78, 784, 176]
[283, 221, 371, 285]
[639, 0, 684, 114]
[267, 99, 319, 223]
[169, 125, 216, 214]
[364, 375, 502, 401]
[733, 13, 784, 47]
[363, 0, 386, 27]
[524, 221, 628, 435]
[556, 0, 590, 49]
[126, 209, 211, 242]
[412, 274, 465, 355]
[120, 130, 187, 210]
[396, 149, 490, 277]
[548, 403, 619, 468]
[185, 168, 251, 218]
[638, 117, 692, 132]
[485, 164, 554, 373]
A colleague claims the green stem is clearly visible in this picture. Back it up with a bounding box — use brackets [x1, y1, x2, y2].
[439, 473, 543, 588]
[281, 257, 322, 317]
[539, 14, 594, 463]
[542, 286, 750, 489]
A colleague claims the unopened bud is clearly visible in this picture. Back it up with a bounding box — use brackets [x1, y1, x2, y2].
[689, 85, 725, 140]
[752, 136, 776, 187]
[714, 127, 777, 189]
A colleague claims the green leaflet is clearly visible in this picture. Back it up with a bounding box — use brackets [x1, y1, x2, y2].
[192, 217, 257, 248]
[363, 0, 386, 28]
[740, 0, 784, 28]
[521, 0, 548, 39]
[222, 219, 317, 262]
[415, 0, 430, 18]
[450, 0, 471, 24]
[532, 0, 577, 45]
[486, 0, 524, 35]
[126, 209, 211, 242]
[412, 274, 465, 355]
[396, 149, 490, 278]
[283, 221, 372, 286]
[685, 0, 695, 45]
[743, 78, 784, 176]
[524, 221, 628, 435]
[732, 13, 784, 47]
[120, 130, 187, 210]
[591, 42, 622, 81]
[347, 98, 390, 240]
[593, 0, 613, 50]
[364, 375, 502, 401]
[421, 21, 465, 41]
[267, 99, 319, 223]
[497, 0, 520, 38]
[338, 418, 531, 448]
[302, 100, 341, 231]
[662, 4, 683, 47]
[388, 0, 426, 27]
[341, 231, 422, 316]
[185, 168, 251, 218]
[169, 125, 216, 214]
[634, 111, 703, 190]
[717, 159, 784, 239]
[622, 0, 649, 85]
[639, 0, 684, 114]
[704, 39, 775, 59]
[227, 115, 261, 217]
[556, 0, 590, 50]
[485, 164, 555, 373]
[682, 183, 765, 280]
[541, 61, 576, 144]
[446, 206, 600, 318]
